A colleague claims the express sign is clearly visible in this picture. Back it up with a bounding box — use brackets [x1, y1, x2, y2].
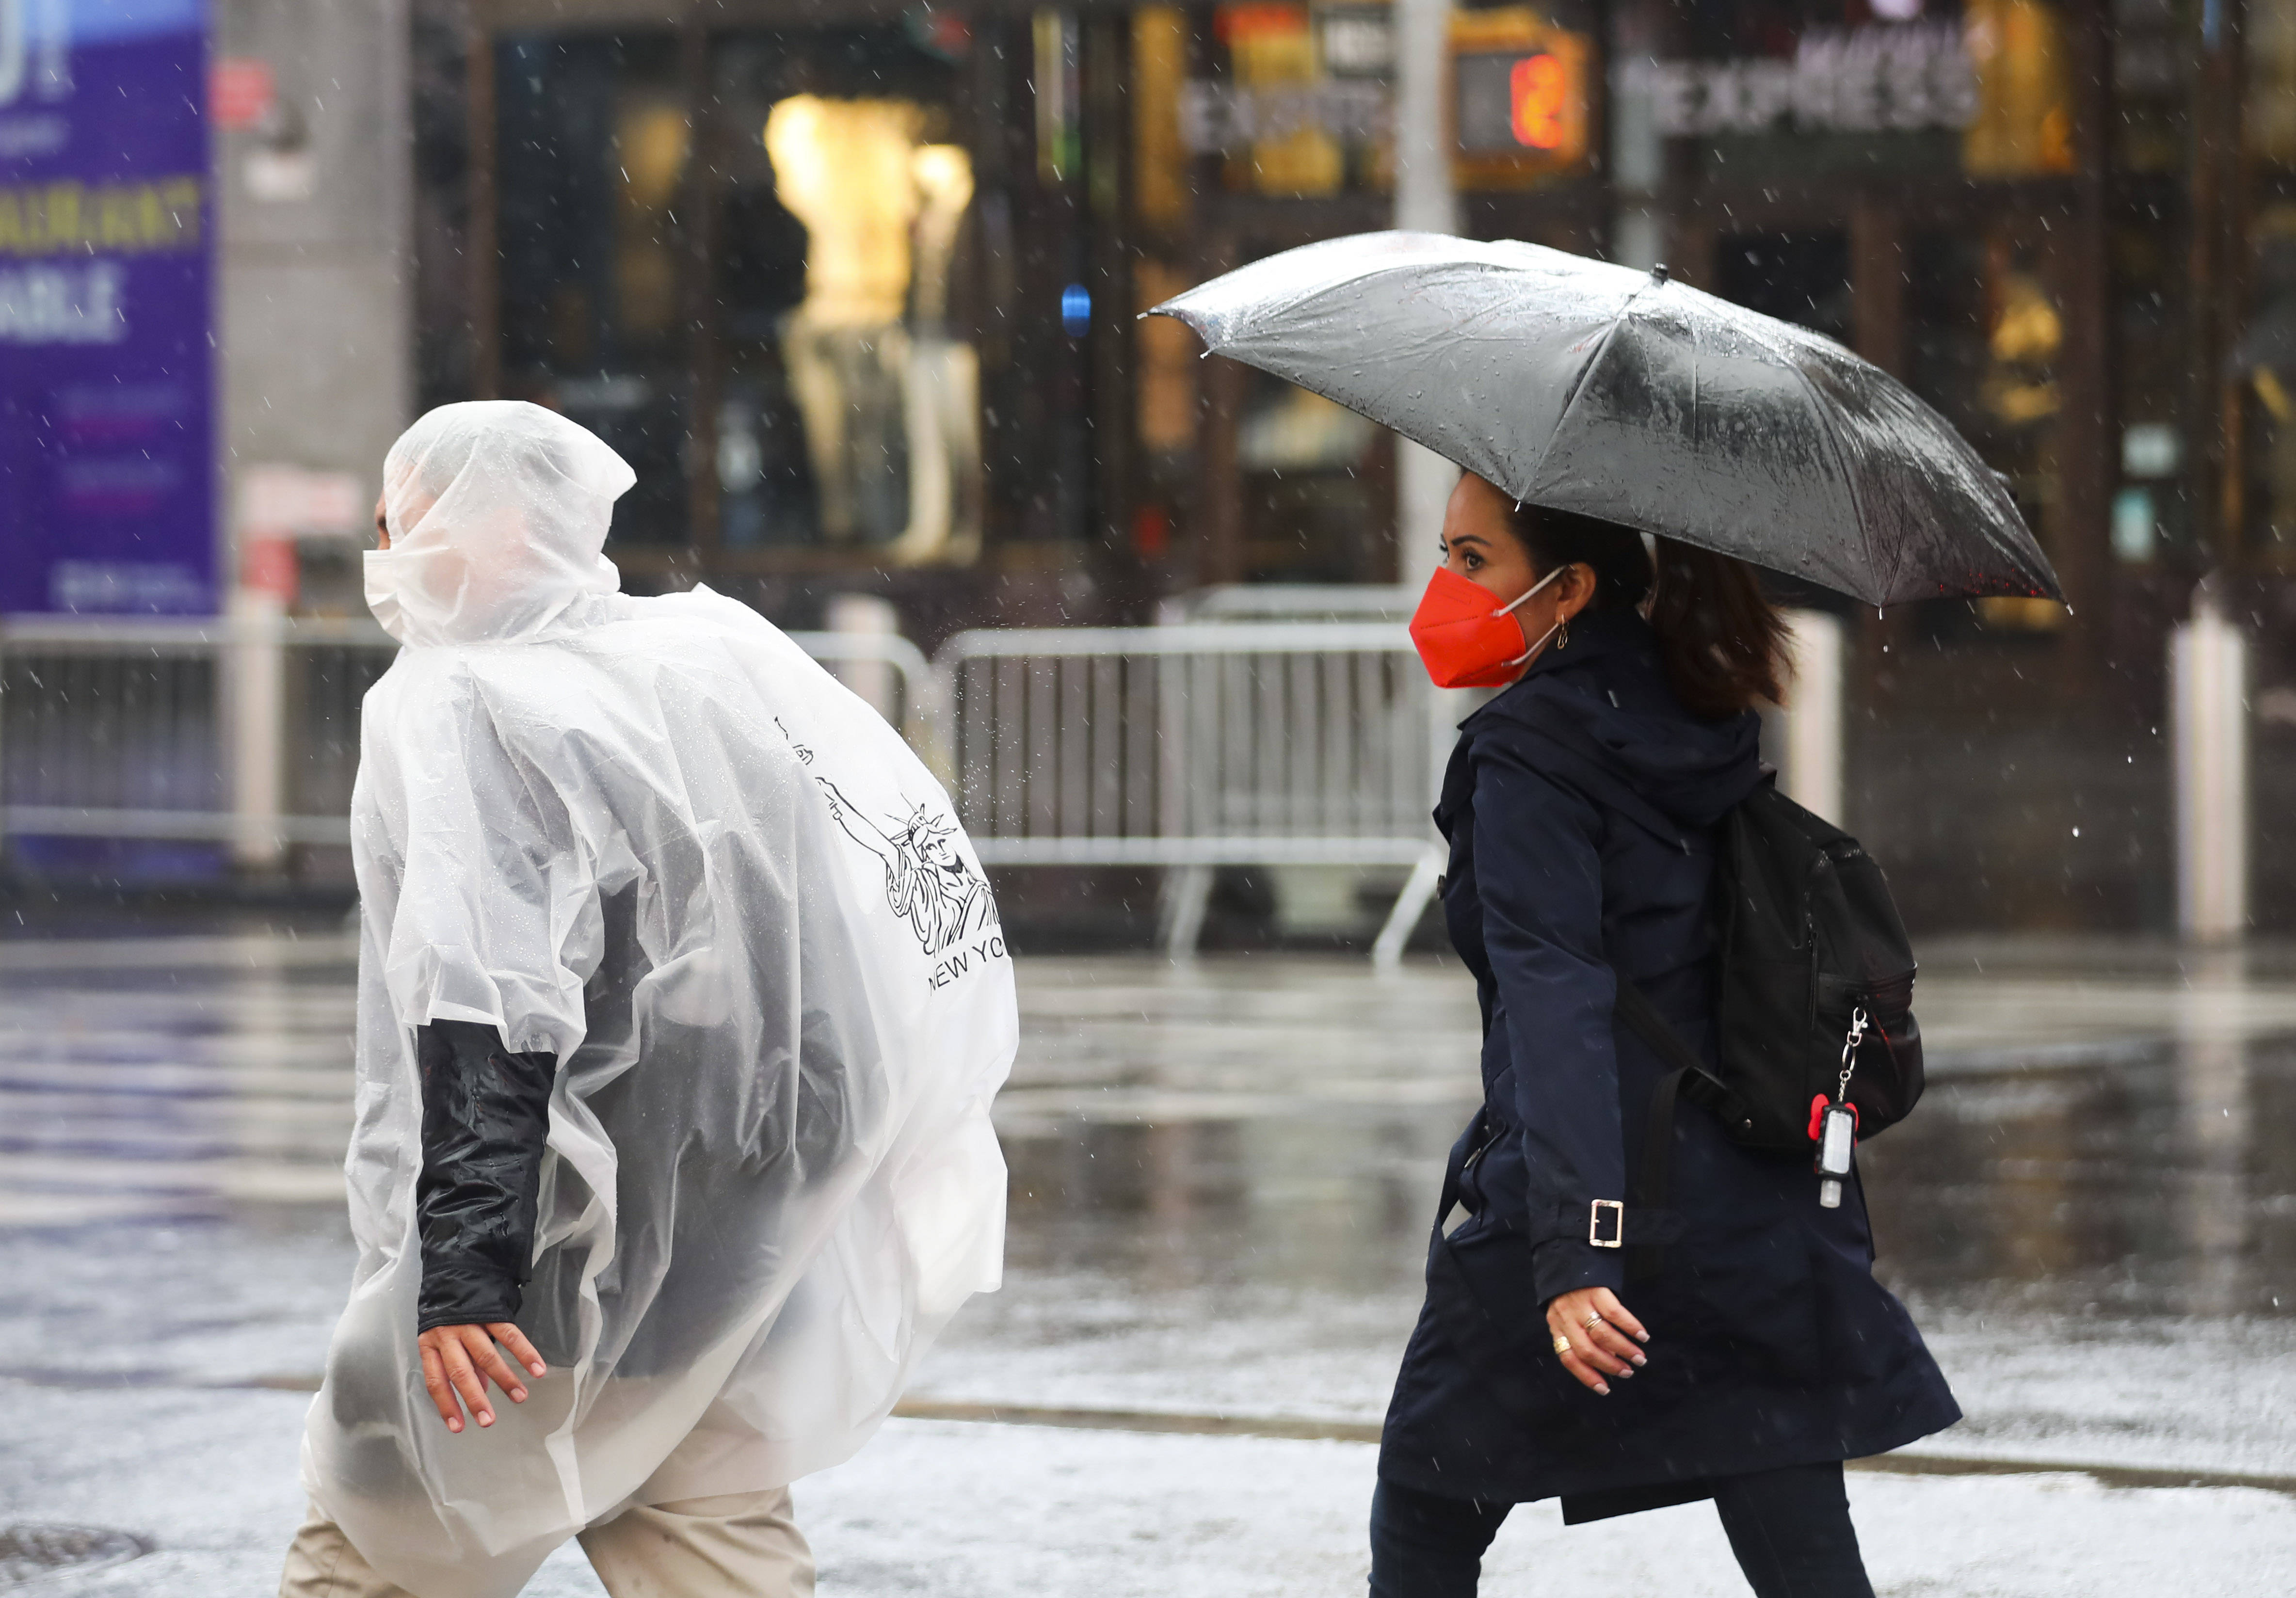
[1626, 22, 1978, 139]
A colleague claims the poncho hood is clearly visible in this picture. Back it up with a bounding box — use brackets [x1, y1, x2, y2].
[371, 400, 632, 647]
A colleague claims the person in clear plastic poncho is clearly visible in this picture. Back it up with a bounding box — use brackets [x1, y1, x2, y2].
[282, 401, 1015, 1598]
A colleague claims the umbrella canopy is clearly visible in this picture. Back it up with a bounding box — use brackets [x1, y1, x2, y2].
[1150, 232, 2062, 607]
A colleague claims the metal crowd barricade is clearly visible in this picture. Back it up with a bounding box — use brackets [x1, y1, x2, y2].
[791, 628, 941, 758]
[0, 615, 938, 863]
[0, 612, 396, 855]
[930, 621, 1448, 965]
[0, 608, 1450, 962]
[1180, 582, 1416, 622]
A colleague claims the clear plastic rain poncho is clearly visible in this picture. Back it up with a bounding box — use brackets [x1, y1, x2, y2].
[305, 401, 1014, 1598]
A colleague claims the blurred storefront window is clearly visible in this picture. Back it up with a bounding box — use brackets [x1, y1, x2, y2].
[1236, 366, 1386, 581]
[1714, 232, 1853, 346]
[1899, 227, 2069, 631]
[1172, 1, 1390, 197]
[1632, 0, 2073, 180]
[471, 5, 1612, 594]
[751, 97, 976, 559]
[1130, 11, 1201, 581]
[2112, 0, 2185, 174]
[1149, 1, 1600, 584]
[1960, 0, 2074, 177]
[710, 28, 976, 565]
[1035, 10, 1081, 187]
[1135, 259, 1200, 459]
[1204, 4, 1365, 196]
[2241, 209, 2296, 568]
[497, 34, 691, 546]
[2247, 7, 2296, 567]
[1134, 8, 1193, 228]
[2252, 0, 2296, 167]
[492, 20, 982, 573]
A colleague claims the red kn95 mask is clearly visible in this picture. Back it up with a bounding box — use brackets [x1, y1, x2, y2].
[1408, 564, 1566, 689]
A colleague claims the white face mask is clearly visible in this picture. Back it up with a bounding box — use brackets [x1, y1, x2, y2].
[363, 548, 408, 642]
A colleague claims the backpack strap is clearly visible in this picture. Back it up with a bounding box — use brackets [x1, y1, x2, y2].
[1611, 977, 1720, 1283]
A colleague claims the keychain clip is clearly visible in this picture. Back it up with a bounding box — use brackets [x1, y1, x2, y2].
[1812, 1006, 1871, 1210]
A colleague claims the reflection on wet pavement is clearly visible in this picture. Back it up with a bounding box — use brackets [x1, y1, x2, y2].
[944, 950, 2296, 1481]
[0, 936, 355, 1225]
[1, 935, 2292, 1483]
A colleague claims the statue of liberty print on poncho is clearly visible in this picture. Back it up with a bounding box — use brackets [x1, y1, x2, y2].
[813, 776, 998, 957]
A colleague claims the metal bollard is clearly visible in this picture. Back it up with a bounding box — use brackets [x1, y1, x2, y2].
[1776, 608, 1846, 827]
[2173, 595, 2249, 942]
[226, 594, 289, 871]
[826, 594, 902, 723]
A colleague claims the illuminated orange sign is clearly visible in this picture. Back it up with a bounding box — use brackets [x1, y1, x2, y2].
[1215, 4, 1309, 46]
[1509, 53, 1567, 149]
[1451, 10, 1590, 186]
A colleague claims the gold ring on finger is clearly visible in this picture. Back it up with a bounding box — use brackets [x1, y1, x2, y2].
[1581, 1311, 1606, 1331]
[1551, 1333, 1572, 1356]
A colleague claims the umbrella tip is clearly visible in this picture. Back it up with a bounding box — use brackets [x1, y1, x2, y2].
[1650, 263, 1670, 284]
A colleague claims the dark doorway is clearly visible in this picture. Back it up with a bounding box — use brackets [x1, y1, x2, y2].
[1713, 230, 1852, 345]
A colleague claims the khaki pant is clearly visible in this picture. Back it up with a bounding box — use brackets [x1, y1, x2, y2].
[279, 1488, 815, 1598]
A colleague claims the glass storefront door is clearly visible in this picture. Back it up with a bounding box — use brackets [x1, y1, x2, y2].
[1712, 230, 1852, 347]
[1905, 221, 2067, 632]
[491, 20, 981, 570]
[710, 27, 978, 564]
[496, 32, 692, 547]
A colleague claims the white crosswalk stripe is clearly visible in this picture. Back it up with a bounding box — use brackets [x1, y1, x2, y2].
[0, 936, 358, 1225]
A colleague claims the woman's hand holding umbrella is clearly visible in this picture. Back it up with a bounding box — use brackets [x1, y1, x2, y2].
[1545, 1287, 1648, 1398]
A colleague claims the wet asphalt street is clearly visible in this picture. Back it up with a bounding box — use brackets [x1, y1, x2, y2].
[2, 927, 2294, 1594]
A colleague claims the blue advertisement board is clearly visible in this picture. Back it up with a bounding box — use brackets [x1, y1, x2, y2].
[0, 0, 214, 616]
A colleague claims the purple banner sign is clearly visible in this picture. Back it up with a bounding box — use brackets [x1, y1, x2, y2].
[0, 0, 214, 615]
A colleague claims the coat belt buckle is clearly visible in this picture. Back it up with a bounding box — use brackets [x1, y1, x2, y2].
[1588, 1199, 1625, 1248]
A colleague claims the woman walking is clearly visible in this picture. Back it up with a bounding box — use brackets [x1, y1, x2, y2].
[1374, 473, 1959, 1596]
[288, 403, 1014, 1598]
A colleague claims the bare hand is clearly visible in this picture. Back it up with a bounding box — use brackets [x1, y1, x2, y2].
[1545, 1287, 1649, 1397]
[417, 1323, 546, 1433]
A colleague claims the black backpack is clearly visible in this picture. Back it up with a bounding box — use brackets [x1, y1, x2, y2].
[1614, 779, 1922, 1264]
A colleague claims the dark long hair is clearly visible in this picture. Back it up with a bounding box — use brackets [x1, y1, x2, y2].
[1504, 500, 1789, 719]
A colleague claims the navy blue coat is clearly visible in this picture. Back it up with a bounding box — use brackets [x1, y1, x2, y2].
[1378, 609, 1959, 1519]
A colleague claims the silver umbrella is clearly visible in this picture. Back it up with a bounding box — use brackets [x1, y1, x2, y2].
[1149, 232, 2062, 607]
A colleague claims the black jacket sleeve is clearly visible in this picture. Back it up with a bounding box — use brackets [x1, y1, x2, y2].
[1472, 739, 1629, 1308]
[414, 1019, 557, 1333]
